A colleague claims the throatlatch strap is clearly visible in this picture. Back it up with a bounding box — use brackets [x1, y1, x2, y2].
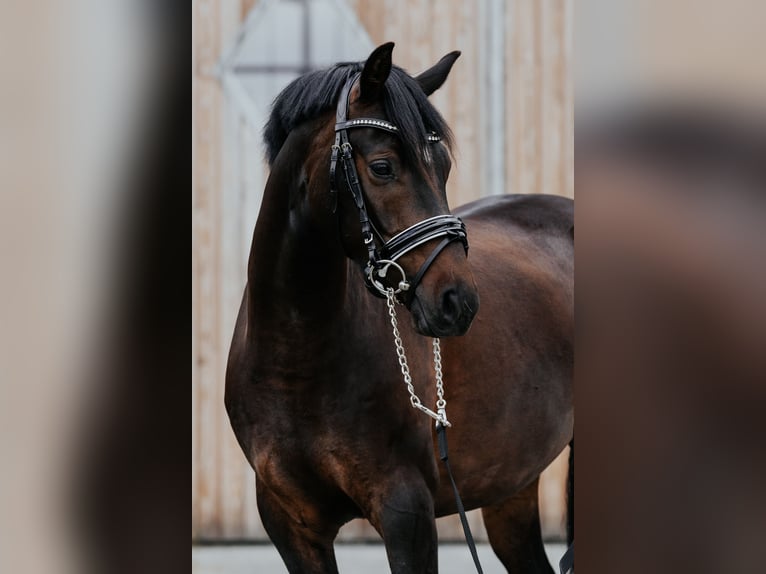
[436, 423, 484, 574]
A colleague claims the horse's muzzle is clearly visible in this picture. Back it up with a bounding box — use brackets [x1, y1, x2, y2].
[411, 282, 479, 337]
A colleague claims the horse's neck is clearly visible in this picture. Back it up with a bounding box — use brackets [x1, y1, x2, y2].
[246, 148, 347, 347]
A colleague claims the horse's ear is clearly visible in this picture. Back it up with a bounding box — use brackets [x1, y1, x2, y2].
[359, 42, 394, 102]
[415, 51, 461, 96]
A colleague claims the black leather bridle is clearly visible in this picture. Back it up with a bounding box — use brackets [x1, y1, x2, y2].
[329, 73, 469, 304]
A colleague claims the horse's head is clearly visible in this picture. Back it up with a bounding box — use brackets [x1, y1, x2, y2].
[330, 43, 479, 337]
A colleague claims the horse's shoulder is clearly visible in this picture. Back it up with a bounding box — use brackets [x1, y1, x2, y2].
[455, 194, 573, 237]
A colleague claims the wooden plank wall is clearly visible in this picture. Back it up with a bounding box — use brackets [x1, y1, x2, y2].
[193, 0, 573, 542]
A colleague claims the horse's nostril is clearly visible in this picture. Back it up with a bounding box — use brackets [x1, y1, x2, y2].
[441, 288, 461, 323]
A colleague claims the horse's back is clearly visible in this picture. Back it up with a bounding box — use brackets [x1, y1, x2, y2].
[456, 193, 573, 240]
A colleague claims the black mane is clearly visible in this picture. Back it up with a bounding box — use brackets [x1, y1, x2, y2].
[263, 62, 453, 166]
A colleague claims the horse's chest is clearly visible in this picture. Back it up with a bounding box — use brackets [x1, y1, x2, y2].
[249, 375, 425, 479]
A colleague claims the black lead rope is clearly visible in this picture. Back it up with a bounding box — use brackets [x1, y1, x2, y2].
[436, 422, 484, 574]
[559, 540, 574, 574]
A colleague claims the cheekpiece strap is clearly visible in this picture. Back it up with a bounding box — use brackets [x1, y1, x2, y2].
[333, 74, 378, 269]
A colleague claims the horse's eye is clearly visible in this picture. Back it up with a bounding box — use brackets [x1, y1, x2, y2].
[369, 161, 394, 179]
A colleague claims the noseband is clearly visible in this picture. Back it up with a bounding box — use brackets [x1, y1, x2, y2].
[329, 74, 468, 303]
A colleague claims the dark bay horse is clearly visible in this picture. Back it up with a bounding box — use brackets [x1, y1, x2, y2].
[226, 43, 573, 573]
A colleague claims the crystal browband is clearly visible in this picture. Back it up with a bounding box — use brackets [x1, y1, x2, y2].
[335, 118, 441, 143]
[335, 118, 399, 133]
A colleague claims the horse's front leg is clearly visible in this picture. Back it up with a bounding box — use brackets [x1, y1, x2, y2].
[256, 477, 340, 574]
[368, 470, 439, 574]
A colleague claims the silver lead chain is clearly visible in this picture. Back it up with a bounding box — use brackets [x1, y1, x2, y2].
[385, 288, 451, 427]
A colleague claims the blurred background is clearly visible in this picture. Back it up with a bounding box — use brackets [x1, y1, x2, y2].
[192, 0, 573, 545]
